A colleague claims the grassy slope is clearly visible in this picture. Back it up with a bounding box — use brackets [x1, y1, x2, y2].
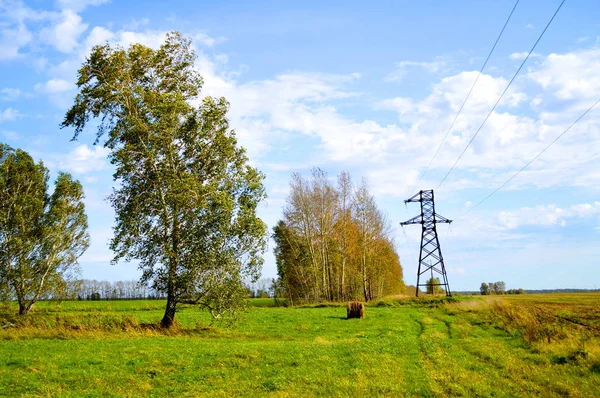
[0, 296, 599, 397]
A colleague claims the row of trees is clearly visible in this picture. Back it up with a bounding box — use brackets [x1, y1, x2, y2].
[273, 169, 404, 304]
[2, 277, 277, 301]
[480, 281, 525, 295]
[480, 281, 506, 295]
[72, 280, 165, 300]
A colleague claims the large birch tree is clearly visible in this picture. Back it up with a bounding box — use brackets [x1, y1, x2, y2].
[61, 32, 267, 327]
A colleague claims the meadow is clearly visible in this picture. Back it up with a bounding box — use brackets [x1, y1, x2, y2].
[1, 294, 599, 397]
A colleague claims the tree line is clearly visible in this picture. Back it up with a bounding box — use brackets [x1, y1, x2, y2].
[273, 169, 405, 304]
[480, 281, 525, 295]
[70, 280, 165, 300]
[1, 277, 278, 301]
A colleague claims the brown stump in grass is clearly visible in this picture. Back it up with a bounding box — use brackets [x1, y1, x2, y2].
[347, 301, 365, 319]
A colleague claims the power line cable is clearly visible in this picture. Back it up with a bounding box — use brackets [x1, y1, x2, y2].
[458, 97, 600, 219]
[409, 0, 521, 194]
[442, 222, 453, 248]
[436, 0, 567, 190]
[401, 225, 415, 260]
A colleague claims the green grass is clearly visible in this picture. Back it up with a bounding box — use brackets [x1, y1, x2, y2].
[1, 295, 599, 397]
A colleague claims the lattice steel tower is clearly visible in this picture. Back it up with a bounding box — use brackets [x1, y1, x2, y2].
[400, 190, 452, 296]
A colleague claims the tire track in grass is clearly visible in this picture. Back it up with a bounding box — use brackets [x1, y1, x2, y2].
[433, 311, 590, 397]
[420, 310, 533, 396]
[435, 311, 552, 396]
[367, 308, 433, 397]
[413, 312, 470, 396]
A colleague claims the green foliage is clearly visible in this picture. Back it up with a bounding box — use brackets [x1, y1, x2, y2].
[480, 282, 490, 295]
[486, 281, 506, 294]
[89, 293, 101, 301]
[425, 277, 444, 295]
[480, 281, 512, 295]
[0, 144, 89, 315]
[61, 32, 267, 327]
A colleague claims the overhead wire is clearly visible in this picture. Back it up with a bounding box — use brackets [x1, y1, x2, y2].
[442, 222, 453, 248]
[402, 202, 416, 260]
[401, 225, 415, 260]
[457, 97, 600, 219]
[408, 0, 521, 194]
[436, 0, 567, 190]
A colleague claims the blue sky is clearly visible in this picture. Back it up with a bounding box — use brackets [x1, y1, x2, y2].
[1, 0, 599, 291]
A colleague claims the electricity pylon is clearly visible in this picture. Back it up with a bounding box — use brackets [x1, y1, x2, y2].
[400, 190, 452, 297]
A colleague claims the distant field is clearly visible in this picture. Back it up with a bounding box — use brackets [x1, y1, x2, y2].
[1, 294, 599, 397]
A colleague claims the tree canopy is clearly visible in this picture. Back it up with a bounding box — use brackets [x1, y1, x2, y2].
[425, 277, 445, 295]
[0, 144, 89, 315]
[61, 31, 267, 327]
[273, 169, 405, 303]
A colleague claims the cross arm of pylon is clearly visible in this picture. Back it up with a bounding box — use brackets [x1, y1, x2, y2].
[400, 214, 423, 226]
[434, 213, 452, 224]
[404, 191, 424, 204]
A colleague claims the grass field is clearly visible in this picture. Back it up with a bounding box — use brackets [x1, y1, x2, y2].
[1, 294, 599, 397]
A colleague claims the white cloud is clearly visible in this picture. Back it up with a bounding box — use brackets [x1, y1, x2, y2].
[58, 144, 110, 174]
[56, 0, 110, 12]
[398, 60, 446, 72]
[381, 71, 527, 117]
[526, 24, 534, 29]
[0, 88, 22, 101]
[571, 202, 600, 216]
[0, 22, 32, 60]
[371, 47, 600, 195]
[123, 18, 149, 31]
[1, 130, 19, 141]
[576, 36, 589, 43]
[195, 67, 363, 159]
[376, 97, 414, 115]
[35, 78, 73, 93]
[366, 168, 421, 198]
[528, 48, 600, 100]
[497, 202, 600, 230]
[386, 58, 446, 82]
[509, 51, 540, 60]
[192, 32, 223, 47]
[83, 26, 115, 50]
[115, 30, 168, 49]
[40, 10, 88, 53]
[0, 107, 22, 122]
[188, 44, 600, 199]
